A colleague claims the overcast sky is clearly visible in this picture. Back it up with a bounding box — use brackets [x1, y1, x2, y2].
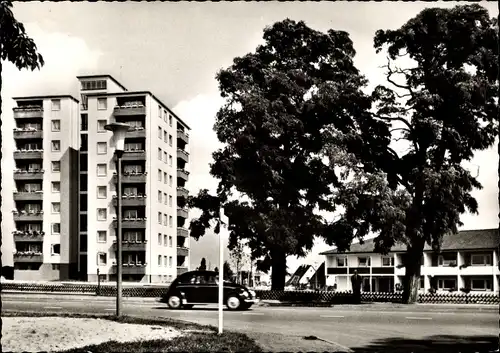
[2, 2, 498, 273]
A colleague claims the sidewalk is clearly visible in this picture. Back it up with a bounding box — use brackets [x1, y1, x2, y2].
[2, 291, 160, 303]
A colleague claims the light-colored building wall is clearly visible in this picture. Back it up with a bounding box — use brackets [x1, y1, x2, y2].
[11, 96, 79, 281]
[325, 249, 499, 293]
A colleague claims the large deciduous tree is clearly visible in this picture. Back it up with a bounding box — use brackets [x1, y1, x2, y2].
[329, 4, 498, 303]
[188, 19, 376, 290]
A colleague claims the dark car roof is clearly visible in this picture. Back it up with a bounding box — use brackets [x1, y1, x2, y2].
[179, 270, 218, 276]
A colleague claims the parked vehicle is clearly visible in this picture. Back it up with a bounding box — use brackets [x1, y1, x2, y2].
[160, 270, 257, 310]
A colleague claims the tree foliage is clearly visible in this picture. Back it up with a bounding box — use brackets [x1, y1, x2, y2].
[329, 4, 498, 303]
[223, 261, 234, 281]
[188, 19, 375, 290]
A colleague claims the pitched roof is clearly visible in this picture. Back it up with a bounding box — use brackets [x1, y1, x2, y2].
[286, 265, 311, 286]
[320, 228, 499, 255]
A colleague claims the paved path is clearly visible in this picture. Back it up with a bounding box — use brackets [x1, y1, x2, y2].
[3, 294, 498, 352]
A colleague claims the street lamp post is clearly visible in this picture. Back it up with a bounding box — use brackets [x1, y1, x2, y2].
[105, 122, 131, 317]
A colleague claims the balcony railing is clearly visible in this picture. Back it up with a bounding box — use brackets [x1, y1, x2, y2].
[112, 217, 147, 229]
[113, 104, 146, 116]
[112, 194, 147, 207]
[177, 227, 189, 238]
[177, 187, 188, 199]
[13, 191, 44, 201]
[13, 169, 44, 180]
[177, 168, 189, 181]
[122, 149, 146, 160]
[13, 230, 45, 242]
[113, 171, 147, 183]
[126, 127, 146, 138]
[112, 239, 147, 251]
[177, 129, 189, 144]
[13, 129, 43, 139]
[13, 210, 44, 221]
[177, 246, 189, 257]
[177, 148, 189, 163]
[14, 252, 43, 262]
[14, 149, 43, 159]
[13, 107, 43, 119]
[112, 262, 147, 275]
[177, 208, 188, 219]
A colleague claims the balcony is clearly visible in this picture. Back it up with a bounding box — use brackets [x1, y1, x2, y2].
[13, 129, 43, 139]
[177, 246, 189, 257]
[177, 148, 189, 163]
[113, 105, 146, 116]
[13, 107, 43, 119]
[112, 217, 147, 229]
[13, 211, 43, 222]
[126, 127, 146, 139]
[13, 191, 43, 201]
[177, 187, 188, 199]
[113, 172, 147, 183]
[177, 266, 189, 275]
[111, 263, 147, 275]
[13, 230, 44, 242]
[14, 252, 43, 263]
[459, 265, 496, 276]
[177, 130, 189, 144]
[177, 208, 188, 219]
[177, 169, 189, 181]
[14, 150, 43, 160]
[122, 150, 146, 161]
[112, 240, 147, 251]
[112, 195, 146, 207]
[13, 170, 44, 180]
[177, 227, 188, 238]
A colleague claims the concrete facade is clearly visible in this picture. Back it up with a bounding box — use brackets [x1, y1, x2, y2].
[6, 74, 191, 283]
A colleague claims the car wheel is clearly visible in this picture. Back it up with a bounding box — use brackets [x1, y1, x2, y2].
[167, 295, 182, 309]
[226, 295, 241, 311]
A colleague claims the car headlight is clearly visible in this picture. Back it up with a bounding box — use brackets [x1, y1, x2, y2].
[249, 290, 256, 298]
[241, 291, 249, 298]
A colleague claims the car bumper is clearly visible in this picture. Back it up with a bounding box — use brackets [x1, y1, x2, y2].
[243, 298, 258, 304]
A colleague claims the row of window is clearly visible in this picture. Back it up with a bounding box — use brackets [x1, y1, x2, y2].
[158, 148, 173, 165]
[157, 191, 173, 206]
[158, 233, 174, 247]
[48, 97, 107, 112]
[158, 127, 174, 146]
[96, 230, 146, 243]
[158, 255, 174, 267]
[96, 252, 145, 266]
[436, 278, 493, 291]
[157, 169, 174, 186]
[158, 105, 173, 127]
[335, 253, 493, 268]
[157, 212, 174, 227]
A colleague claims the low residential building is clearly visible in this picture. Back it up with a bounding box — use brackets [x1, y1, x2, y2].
[320, 228, 499, 293]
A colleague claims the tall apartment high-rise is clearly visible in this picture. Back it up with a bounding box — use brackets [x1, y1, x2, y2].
[8, 74, 191, 283]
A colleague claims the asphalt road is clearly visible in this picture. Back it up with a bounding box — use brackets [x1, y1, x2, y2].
[2, 294, 498, 352]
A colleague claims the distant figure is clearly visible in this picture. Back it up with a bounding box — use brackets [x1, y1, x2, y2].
[351, 270, 362, 304]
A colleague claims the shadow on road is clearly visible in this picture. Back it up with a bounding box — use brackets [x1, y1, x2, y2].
[350, 335, 498, 353]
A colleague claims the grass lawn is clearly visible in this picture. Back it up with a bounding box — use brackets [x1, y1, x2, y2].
[2, 310, 262, 353]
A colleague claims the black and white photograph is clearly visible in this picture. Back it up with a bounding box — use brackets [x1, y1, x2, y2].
[0, 1, 499, 352]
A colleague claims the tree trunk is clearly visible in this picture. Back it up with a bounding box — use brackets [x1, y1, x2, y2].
[402, 246, 423, 304]
[270, 250, 287, 290]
